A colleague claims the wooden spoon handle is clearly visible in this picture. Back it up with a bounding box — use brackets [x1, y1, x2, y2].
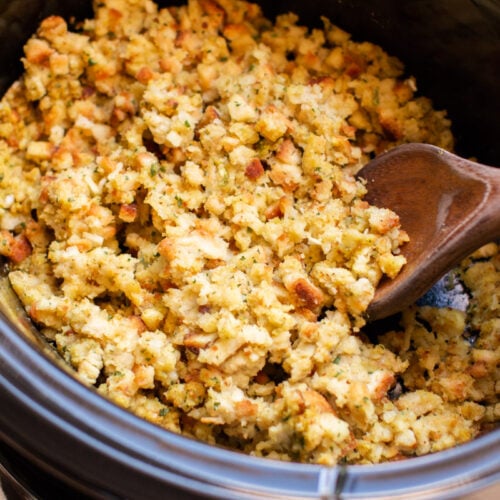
[429, 151, 500, 263]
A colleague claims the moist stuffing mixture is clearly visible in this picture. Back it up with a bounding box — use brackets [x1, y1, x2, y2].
[0, 0, 498, 465]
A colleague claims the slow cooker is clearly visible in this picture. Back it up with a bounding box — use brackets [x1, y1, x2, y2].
[0, 0, 499, 498]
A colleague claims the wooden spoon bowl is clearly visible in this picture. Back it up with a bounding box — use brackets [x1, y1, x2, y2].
[358, 143, 500, 321]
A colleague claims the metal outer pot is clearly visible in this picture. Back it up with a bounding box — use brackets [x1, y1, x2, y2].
[0, 0, 499, 498]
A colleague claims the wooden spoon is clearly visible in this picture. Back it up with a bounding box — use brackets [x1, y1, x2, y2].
[357, 143, 500, 321]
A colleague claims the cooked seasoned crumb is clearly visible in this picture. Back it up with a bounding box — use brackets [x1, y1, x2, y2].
[0, 0, 496, 465]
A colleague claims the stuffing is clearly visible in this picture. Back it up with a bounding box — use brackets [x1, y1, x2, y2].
[0, 0, 497, 465]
